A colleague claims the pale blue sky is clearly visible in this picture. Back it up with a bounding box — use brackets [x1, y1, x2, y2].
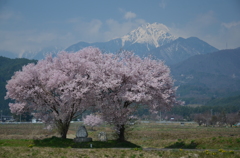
[0, 0, 240, 54]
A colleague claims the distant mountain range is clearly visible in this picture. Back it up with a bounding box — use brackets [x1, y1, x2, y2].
[65, 23, 219, 65]
[21, 46, 64, 60]
[0, 47, 63, 60]
[0, 23, 218, 66]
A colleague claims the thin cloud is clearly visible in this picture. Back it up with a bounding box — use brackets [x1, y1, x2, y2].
[0, 29, 72, 54]
[222, 21, 240, 29]
[104, 19, 146, 40]
[0, 10, 22, 21]
[193, 11, 217, 29]
[124, 11, 136, 20]
[119, 8, 137, 20]
[159, 0, 166, 9]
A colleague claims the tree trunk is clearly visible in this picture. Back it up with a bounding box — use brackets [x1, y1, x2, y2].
[60, 127, 68, 139]
[57, 120, 70, 139]
[117, 124, 125, 142]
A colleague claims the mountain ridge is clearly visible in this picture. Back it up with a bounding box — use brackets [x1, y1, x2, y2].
[149, 36, 219, 65]
[171, 47, 240, 79]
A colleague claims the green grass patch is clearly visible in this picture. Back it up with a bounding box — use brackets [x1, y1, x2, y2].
[165, 136, 240, 150]
[166, 140, 198, 149]
[0, 139, 34, 147]
[196, 136, 240, 150]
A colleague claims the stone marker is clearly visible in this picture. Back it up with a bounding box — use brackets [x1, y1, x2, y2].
[73, 126, 92, 143]
[98, 132, 107, 141]
[76, 126, 88, 137]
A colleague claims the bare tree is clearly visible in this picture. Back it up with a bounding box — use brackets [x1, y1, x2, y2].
[226, 113, 240, 127]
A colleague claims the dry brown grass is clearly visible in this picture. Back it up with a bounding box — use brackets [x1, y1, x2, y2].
[1, 122, 240, 147]
[78, 122, 240, 148]
[0, 123, 58, 140]
[127, 123, 240, 148]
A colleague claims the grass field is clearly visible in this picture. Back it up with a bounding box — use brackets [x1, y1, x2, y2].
[1, 122, 240, 158]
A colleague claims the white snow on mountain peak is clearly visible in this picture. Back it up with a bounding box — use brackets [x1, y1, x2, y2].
[121, 23, 176, 48]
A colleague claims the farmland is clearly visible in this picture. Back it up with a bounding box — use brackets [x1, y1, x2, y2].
[1, 122, 240, 157]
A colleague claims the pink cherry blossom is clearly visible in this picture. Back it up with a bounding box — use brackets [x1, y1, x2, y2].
[83, 114, 103, 130]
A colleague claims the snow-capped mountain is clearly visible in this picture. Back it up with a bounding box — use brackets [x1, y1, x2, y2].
[20, 46, 64, 60]
[66, 23, 176, 56]
[121, 23, 176, 48]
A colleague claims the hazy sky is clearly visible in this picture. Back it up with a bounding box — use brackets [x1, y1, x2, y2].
[0, 0, 240, 54]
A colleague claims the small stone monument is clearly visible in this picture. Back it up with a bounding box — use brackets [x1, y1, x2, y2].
[98, 132, 107, 141]
[73, 126, 92, 143]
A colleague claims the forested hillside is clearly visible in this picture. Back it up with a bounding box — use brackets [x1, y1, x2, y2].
[171, 47, 240, 104]
[0, 56, 36, 115]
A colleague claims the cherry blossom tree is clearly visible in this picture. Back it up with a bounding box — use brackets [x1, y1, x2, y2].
[83, 114, 103, 130]
[5, 47, 103, 139]
[5, 47, 178, 141]
[96, 51, 178, 141]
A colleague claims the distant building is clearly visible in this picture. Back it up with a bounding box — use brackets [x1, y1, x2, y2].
[32, 118, 37, 123]
[1, 115, 14, 122]
[31, 118, 42, 123]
